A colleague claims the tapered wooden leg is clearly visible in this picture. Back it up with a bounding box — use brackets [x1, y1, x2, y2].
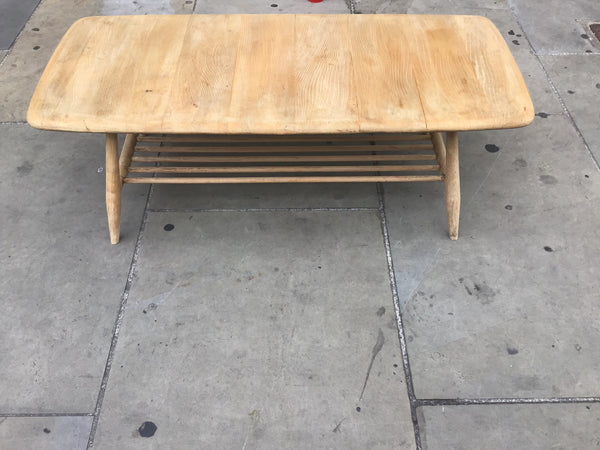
[444, 132, 460, 240]
[105, 133, 121, 244]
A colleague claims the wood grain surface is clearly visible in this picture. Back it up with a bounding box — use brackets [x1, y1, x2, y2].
[27, 14, 534, 134]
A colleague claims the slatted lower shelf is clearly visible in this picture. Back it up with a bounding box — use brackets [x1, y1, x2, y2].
[122, 133, 445, 184]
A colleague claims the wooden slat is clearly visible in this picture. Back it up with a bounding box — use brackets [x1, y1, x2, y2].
[131, 154, 436, 163]
[127, 164, 441, 174]
[124, 175, 444, 184]
[349, 15, 426, 132]
[135, 133, 431, 143]
[134, 144, 434, 153]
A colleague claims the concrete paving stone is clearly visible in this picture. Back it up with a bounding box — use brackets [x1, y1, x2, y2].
[0, 0, 41, 50]
[420, 404, 600, 449]
[507, 0, 599, 55]
[149, 183, 379, 210]
[540, 54, 600, 164]
[383, 115, 600, 398]
[0, 416, 92, 450]
[93, 210, 414, 449]
[0, 125, 147, 412]
[194, 0, 349, 14]
[353, 0, 412, 14]
[101, 0, 192, 15]
[407, 0, 507, 15]
[0, 0, 192, 123]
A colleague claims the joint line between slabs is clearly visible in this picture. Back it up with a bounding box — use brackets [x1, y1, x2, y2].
[346, 0, 356, 14]
[508, 7, 600, 172]
[86, 183, 154, 449]
[376, 183, 422, 450]
[417, 397, 600, 407]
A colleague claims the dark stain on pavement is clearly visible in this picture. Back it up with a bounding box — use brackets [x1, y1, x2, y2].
[513, 158, 527, 168]
[138, 421, 157, 437]
[17, 161, 33, 176]
[460, 278, 496, 304]
[540, 175, 558, 185]
[507, 347, 519, 355]
[376, 306, 386, 317]
[485, 144, 500, 153]
[359, 329, 384, 401]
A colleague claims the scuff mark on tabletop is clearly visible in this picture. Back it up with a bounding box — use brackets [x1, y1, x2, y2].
[359, 329, 385, 401]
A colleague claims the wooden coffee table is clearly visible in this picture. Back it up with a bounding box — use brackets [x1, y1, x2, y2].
[27, 14, 534, 244]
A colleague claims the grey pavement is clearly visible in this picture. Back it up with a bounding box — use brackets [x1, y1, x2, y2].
[0, 0, 41, 49]
[1, 0, 599, 449]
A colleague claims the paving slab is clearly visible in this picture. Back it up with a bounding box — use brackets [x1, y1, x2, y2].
[353, 0, 411, 13]
[0, 125, 147, 412]
[419, 404, 600, 449]
[93, 210, 414, 449]
[507, 0, 599, 55]
[0, 0, 41, 50]
[0, 0, 192, 123]
[0, 416, 92, 450]
[195, 0, 349, 14]
[101, 0, 192, 15]
[407, 0, 507, 14]
[383, 115, 600, 398]
[149, 183, 379, 210]
[540, 55, 600, 164]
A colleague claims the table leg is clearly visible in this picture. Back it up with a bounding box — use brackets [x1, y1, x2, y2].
[105, 133, 121, 244]
[445, 131, 460, 240]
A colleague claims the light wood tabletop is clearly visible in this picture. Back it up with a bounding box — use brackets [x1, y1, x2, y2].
[28, 14, 533, 134]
